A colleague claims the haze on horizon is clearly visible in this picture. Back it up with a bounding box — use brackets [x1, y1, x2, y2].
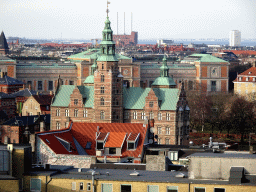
[0, 0, 255, 40]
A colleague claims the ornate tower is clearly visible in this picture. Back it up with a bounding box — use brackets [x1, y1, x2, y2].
[94, 15, 123, 123]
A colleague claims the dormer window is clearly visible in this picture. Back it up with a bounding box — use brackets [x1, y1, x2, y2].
[253, 78, 256, 81]
[239, 77, 242, 81]
[127, 133, 140, 150]
[109, 148, 116, 154]
[246, 77, 249, 81]
[96, 141, 104, 150]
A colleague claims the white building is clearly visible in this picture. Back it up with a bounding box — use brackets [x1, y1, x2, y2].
[229, 30, 241, 46]
[157, 39, 174, 45]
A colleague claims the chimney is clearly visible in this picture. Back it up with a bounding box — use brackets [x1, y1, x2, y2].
[149, 119, 154, 128]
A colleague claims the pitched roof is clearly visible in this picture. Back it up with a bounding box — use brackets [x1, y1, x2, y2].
[0, 56, 15, 62]
[52, 86, 179, 111]
[52, 85, 94, 108]
[33, 95, 53, 105]
[0, 92, 15, 99]
[10, 88, 37, 97]
[104, 132, 127, 148]
[67, 48, 131, 62]
[183, 54, 228, 63]
[0, 75, 24, 85]
[37, 122, 148, 158]
[83, 75, 94, 84]
[233, 67, 256, 82]
[123, 87, 179, 110]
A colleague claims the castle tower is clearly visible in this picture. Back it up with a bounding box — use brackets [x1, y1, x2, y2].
[94, 16, 123, 123]
[151, 55, 176, 88]
[0, 31, 9, 55]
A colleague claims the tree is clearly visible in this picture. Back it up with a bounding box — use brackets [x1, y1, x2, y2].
[224, 96, 256, 143]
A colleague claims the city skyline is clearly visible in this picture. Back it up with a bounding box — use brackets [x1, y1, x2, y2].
[0, 0, 256, 40]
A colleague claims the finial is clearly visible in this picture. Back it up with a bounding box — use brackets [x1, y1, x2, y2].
[106, 1, 110, 17]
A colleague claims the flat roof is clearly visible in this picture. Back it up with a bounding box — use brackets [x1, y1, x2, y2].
[189, 152, 256, 159]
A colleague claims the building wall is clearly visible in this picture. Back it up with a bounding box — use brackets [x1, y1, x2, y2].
[22, 176, 256, 192]
[0, 179, 19, 192]
[189, 157, 256, 180]
[21, 96, 41, 116]
[36, 138, 93, 168]
[234, 82, 256, 96]
[0, 125, 19, 144]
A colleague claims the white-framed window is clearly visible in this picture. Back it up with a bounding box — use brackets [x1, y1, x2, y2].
[157, 127, 162, 135]
[79, 182, 84, 191]
[149, 112, 154, 119]
[166, 113, 170, 121]
[133, 111, 137, 119]
[167, 186, 178, 192]
[148, 185, 159, 192]
[165, 138, 169, 145]
[246, 77, 249, 81]
[56, 109, 60, 116]
[56, 122, 60, 130]
[83, 109, 88, 118]
[253, 77, 256, 82]
[246, 83, 248, 87]
[74, 109, 78, 117]
[65, 122, 69, 128]
[158, 138, 161, 144]
[71, 182, 76, 191]
[194, 187, 206, 192]
[239, 77, 242, 81]
[141, 112, 146, 120]
[101, 183, 113, 192]
[30, 178, 41, 191]
[87, 183, 91, 191]
[166, 127, 170, 135]
[158, 113, 162, 120]
[100, 111, 105, 120]
[65, 109, 69, 117]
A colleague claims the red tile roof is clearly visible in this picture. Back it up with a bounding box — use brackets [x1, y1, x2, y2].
[223, 50, 256, 56]
[104, 132, 126, 148]
[37, 122, 148, 159]
[127, 133, 139, 141]
[234, 67, 256, 82]
[96, 132, 108, 141]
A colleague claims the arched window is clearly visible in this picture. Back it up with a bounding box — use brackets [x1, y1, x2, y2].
[100, 111, 105, 120]
[101, 74, 105, 82]
[100, 97, 104, 106]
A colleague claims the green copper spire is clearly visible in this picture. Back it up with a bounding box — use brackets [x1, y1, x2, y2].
[97, 16, 118, 62]
[160, 55, 169, 77]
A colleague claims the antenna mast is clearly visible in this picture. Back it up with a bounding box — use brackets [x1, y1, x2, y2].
[124, 12, 125, 35]
[117, 12, 118, 35]
[106, 1, 110, 17]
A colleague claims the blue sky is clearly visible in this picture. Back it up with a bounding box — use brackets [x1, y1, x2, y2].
[0, 0, 255, 39]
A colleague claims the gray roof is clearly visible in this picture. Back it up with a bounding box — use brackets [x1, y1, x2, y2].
[11, 88, 36, 97]
[189, 152, 256, 159]
[0, 75, 24, 85]
[0, 92, 15, 99]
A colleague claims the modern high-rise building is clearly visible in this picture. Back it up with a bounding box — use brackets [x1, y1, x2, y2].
[229, 30, 241, 46]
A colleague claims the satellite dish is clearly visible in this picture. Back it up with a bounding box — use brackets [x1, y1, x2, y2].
[149, 139, 153, 144]
[150, 127, 155, 133]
